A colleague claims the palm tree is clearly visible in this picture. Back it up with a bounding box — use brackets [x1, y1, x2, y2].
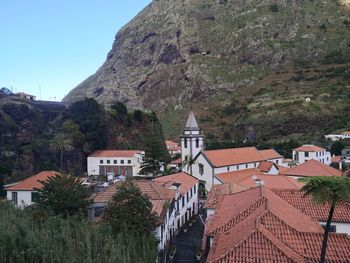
[49, 133, 74, 170]
[299, 176, 350, 263]
[182, 155, 196, 175]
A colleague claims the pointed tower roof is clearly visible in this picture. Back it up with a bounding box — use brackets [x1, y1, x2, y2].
[185, 111, 199, 130]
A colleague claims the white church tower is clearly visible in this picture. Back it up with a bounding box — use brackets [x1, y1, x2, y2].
[180, 112, 204, 164]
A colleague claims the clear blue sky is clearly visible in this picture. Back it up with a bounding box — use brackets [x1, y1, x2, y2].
[0, 0, 151, 101]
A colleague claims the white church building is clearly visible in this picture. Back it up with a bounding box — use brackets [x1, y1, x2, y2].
[180, 112, 284, 191]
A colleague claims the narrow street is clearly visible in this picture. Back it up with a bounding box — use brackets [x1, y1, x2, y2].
[172, 215, 205, 262]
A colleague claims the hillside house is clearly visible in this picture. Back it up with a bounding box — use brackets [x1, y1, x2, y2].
[165, 140, 181, 158]
[5, 171, 59, 208]
[15, 92, 36, 101]
[292, 144, 331, 165]
[87, 150, 144, 178]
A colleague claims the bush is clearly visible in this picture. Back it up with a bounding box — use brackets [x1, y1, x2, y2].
[270, 4, 279, 12]
[0, 202, 157, 263]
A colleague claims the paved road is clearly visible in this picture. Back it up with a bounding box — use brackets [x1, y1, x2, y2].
[172, 216, 204, 263]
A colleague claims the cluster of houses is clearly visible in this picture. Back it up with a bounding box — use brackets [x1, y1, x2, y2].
[325, 131, 350, 141]
[4, 111, 350, 262]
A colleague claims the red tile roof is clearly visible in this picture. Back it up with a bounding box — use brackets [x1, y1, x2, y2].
[206, 187, 350, 263]
[165, 140, 179, 147]
[204, 147, 265, 167]
[238, 174, 303, 189]
[342, 131, 350, 135]
[89, 150, 143, 158]
[272, 189, 350, 223]
[282, 160, 342, 177]
[5, 171, 60, 191]
[205, 183, 249, 209]
[215, 168, 302, 190]
[257, 161, 275, 172]
[171, 158, 182, 165]
[259, 149, 282, 160]
[294, 145, 325, 152]
[331, 155, 342, 163]
[153, 172, 197, 195]
[94, 180, 175, 221]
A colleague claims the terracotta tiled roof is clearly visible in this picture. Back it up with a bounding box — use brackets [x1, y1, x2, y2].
[282, 160, 342, 177]
[215, 168, 302, 190]
[259, 149, 282, 160]
[277, 164, 290, 173]
[215, 168, 264, 184]
[94, 180, 175, 221]
[5, 171, 59, 191]
[272, 189, 350, 223]
[206, 187, 350, 263]
[205, 183, 249, 209]
[257, 161, 275, 172]
[204, 147, 265, 167]
[153, 172, 197, 195]
[331, 155, 342, 163]
[94, 180, 175, 204]
[171, 158, 182, 165]
[342, 131, 350, 135]
[88, 150, 143, 158]
[294, 145, 325, 152]
[238, 174, 303, 189]
[165, 140, 179, 147]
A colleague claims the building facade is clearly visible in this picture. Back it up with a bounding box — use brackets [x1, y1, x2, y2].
[292, 144, 331, 165]
[87, 150, 144, 177]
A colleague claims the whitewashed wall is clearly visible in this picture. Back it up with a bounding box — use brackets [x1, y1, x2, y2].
[6, 190, 33, 208]
[319, 221, 350, 235]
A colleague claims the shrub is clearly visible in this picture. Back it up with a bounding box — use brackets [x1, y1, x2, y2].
[270, 4, 279, 12]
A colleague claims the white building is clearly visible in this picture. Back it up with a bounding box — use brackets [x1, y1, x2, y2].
[87, 150, 144, 177]
[5, 171, 59, 208]
[324, 131, 350, 141]
[180, 112, 284, 191]
[154, 172, 199, 231]
[292, 145, 331, 165]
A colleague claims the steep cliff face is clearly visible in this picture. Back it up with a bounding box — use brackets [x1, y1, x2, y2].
[64, 0, 350, 142]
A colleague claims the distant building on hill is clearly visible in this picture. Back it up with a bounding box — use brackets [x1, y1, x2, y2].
[165, 140, 181, 158]
[292, 144, 331, 165]
[324, 130, 350, 141]
[15, 92, 36, 101]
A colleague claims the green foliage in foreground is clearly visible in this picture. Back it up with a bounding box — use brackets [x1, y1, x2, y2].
[0, 202, 157, 263]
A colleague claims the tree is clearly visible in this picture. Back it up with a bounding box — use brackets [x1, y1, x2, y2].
[36, 173, 91, 217]
[105, 180, 158, 235]
[140, 120, 170, 177]
[182, 155, 197, 176]
[49, 132, 74, 170]
[330, 141, 344, 156]
[299, 176, 350, 263]
[134, 109, 143, 123]
[111, 102, 128, 116]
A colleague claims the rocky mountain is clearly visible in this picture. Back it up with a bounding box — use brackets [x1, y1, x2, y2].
[64, 0, 350, 144]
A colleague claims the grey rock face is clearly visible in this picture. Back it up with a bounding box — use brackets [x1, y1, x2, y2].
[63, 0, 349, 113]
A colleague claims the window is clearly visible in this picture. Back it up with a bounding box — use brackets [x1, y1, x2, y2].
[114, 160, 117, 164]
[246, 164, 248, 169]
[305, 152, 309, 157]
[186, 192, 189, 203]
[196, 138, 199, 148]
[276, 160, 279, 164]
[194, 185, 196, 194]
[321, 224, 336, 232]
[182, 196, 185, 207]
[184, 138, 188, 148]
[107, 160, 110, 164]
[121, 160, 124, 164]
[12, 192, 18, 206]
[190, 188, 193, 197]
[199, 163, 204, 175]
[100, 160, 103, 164]
[127, 160, 131, 164]
[316, 152, 318, 157]
[31, 192, 40, 203]
[227, 167, 230, 172]
[294, 153, 299, 162]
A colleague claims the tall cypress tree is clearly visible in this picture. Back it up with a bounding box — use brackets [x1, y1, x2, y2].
[139, 115, 170, 177]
